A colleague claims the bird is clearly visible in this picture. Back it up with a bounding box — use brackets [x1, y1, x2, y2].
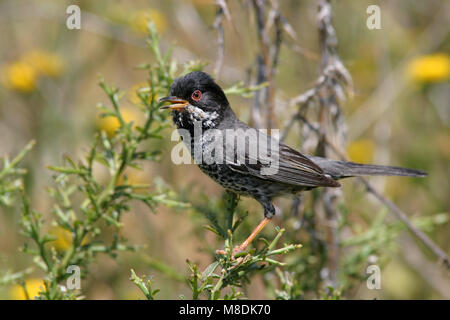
[160, 71, 427, 257]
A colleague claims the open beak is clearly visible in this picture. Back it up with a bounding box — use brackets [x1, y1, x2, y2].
[159, 96, 188, 111]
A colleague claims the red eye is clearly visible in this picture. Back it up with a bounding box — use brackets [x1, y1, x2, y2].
[191, 90, 202, 101]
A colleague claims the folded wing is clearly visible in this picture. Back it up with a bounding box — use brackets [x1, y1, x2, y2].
[223, 126, 340, 188]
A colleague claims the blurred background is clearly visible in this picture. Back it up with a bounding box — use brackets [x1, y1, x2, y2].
[0, 0, 449, 299]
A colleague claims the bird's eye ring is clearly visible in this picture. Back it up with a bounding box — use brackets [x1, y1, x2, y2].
[191, 90, 202, 101]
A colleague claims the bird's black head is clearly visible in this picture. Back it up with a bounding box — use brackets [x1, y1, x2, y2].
[160, 71, 230, 129]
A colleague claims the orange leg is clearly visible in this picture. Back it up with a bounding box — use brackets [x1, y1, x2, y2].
[216, 217, 271, 257]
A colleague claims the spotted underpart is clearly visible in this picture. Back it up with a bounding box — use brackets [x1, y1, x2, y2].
[173, 105, 311, 218]
[198, 162, 302, 218]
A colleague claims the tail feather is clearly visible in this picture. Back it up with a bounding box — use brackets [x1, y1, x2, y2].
[308, 156, 427, 180]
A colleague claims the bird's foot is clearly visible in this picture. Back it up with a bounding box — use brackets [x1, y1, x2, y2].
[215, 245, 248, 259]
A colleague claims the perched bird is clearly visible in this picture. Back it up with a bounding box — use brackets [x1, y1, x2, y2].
[160, 71, 426, 256]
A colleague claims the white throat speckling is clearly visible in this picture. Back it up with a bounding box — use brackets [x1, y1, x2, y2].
[177, 104, 219, 129]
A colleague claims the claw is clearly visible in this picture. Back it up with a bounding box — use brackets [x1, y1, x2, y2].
[215, 246, 247, 260]
[215, 249, 227, 255]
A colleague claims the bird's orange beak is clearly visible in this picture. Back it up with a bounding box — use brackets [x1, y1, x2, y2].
[159, 96, 188, 111]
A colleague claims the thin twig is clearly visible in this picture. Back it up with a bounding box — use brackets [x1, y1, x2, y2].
[295, 114, 450, 269]
[213, 2, 225, 77]
[251, 0, 269, 129]
[251, 0, 282, 131]
[281, 0, 449, 278]
[316, 0, 351, 286]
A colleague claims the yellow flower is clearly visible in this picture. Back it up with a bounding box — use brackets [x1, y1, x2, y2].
[97, 109, 141, 137]
[51, 227, 72, 251]
[117, 168, 150, 192]
[347, 139, 375, 164]
[10, 278, 44, 300]
[407, 53, 450, 83]
[97, 116, 121, 137]
[23, 50, 64, 78]
[130, 9, 167, 34]
[49, 226, 89, 251]
[2, 50, 64, 93]
[3, 61, 37, 92]
[128, 82, 155, 105]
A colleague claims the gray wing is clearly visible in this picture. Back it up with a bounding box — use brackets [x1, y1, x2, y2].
[222, 122, 340, 188]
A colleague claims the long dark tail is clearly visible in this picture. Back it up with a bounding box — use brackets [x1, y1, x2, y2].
[308, 156, 427, 180]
